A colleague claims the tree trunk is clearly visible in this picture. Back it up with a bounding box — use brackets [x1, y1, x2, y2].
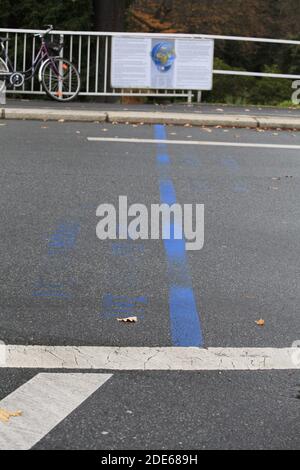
[93, 0, 130, 31]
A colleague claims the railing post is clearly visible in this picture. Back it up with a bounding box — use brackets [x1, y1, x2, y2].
[58, 34, 64, 97]
[1, 28, 300, 100]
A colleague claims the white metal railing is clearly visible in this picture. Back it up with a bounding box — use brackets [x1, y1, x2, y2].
[1, 28, 300, 102]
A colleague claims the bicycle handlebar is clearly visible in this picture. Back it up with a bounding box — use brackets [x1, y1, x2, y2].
[34, 25, 54, 38]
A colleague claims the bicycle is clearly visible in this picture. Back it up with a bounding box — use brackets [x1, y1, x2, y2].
[0, 25, 80, 102]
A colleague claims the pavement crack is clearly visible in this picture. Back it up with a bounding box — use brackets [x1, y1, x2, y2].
[44, 348, 65, 367]
[143, 349, 160, 370]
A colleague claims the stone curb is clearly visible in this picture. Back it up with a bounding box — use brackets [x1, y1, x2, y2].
[1, 107, 300, 129]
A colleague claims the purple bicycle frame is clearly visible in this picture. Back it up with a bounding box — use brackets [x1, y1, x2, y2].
[1, 39, 61, 81]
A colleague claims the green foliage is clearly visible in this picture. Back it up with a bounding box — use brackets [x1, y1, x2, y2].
[0, 0, 298, 105]
[0, 0, 10, 27]
[0, 0, 93, 30]
[203, 59, 294, 106]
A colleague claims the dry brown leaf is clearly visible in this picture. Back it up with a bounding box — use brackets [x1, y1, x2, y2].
[117, 317, 138, 323]
[255, 319, 265, 327]
[0, 408, 22, 423]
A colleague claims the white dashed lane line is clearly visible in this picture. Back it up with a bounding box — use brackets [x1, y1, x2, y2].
[87, 136, 300, 150]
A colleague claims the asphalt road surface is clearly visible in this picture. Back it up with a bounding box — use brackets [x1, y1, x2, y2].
[0, 120, 299, 450]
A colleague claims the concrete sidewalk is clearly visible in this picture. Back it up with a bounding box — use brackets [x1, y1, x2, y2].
[1, 99, 300, 129]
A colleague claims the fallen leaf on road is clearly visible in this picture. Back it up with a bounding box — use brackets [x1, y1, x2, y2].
[0, 408, 22, 423]
[117, 317, 138, 323]
[255, 319, 265, 327]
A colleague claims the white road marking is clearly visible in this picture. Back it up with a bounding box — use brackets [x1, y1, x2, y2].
[87, 136, 300, 150]
[0, 373, 111, 450]
[0, 346, 299, 371]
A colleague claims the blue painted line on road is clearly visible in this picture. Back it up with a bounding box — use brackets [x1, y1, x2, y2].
[222, 157, 240, 173]
[233, 183, 249, 193]
[159, 179, 177, 206]
[33, 221, 80, 300]
[169, 287, 203, 347]
[32, 279, 74, 299]
[101, 294, 148, 319]
[48, 223, 80, 254]
[221, 158, 250, 193]
[154, 124, 204, 347]
[111, 241, 145, 257]
[154, 125, 168, 141]
[157, 153, 171, 165]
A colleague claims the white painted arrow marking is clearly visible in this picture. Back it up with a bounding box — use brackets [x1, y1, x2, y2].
[0, 373, 111, 450]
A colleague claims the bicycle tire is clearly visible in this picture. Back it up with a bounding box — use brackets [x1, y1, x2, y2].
[41, 57, 81, 102]
[0, 57, 9, 95]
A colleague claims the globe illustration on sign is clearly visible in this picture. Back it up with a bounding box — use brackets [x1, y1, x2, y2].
[151, 42, 176, 73]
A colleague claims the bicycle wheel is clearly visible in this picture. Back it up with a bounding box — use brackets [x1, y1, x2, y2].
[0, 57, 9, 95]
[41, 57, 80, 102]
